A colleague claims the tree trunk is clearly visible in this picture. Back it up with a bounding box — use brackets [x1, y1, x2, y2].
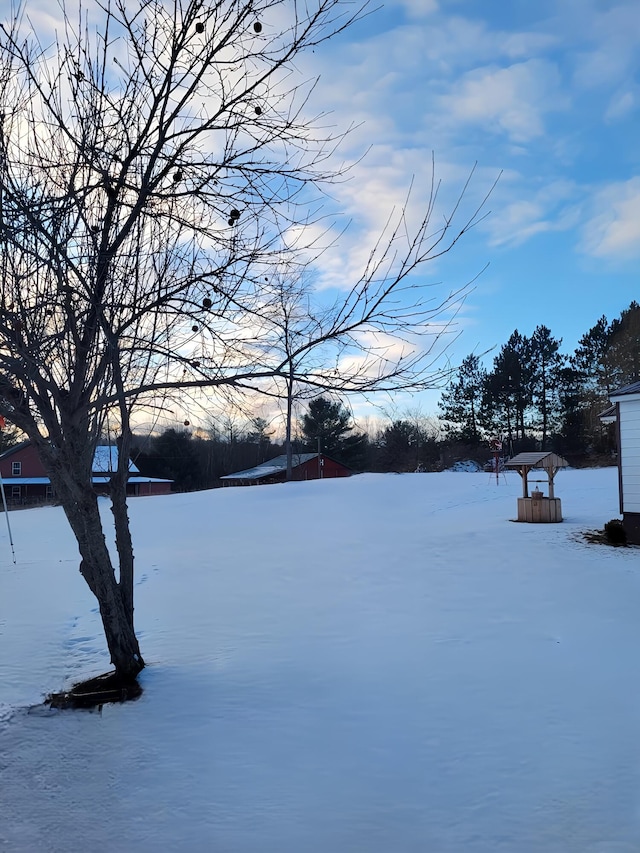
[285, 371, 294, 481]
[62, 489, 144, 678]
[111, 429, 135, 630]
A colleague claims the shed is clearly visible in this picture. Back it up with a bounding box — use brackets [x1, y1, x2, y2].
[505, 451, 568, 522]
[608, 381, 640, 544]
[220, 453, 351, 486]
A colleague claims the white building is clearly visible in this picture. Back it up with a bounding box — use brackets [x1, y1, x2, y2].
[609, 381, 640, 544]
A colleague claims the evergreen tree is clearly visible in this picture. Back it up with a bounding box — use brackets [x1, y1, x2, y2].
[573, 315, 615, 397]
[245, 418, 273, 465]
[528, 325, 565, 447]
[438, 354, 487, 443]
[300, 397, 366, 468]
[376, 419, 438, 472]
[552, 363, 611, 457]
[483, 331, 533, 444]
[137, 429, 201, 492]
[607, 301, 640, 387]
[567, 316, 614, 453]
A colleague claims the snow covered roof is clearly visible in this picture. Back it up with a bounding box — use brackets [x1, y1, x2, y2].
[1, 477, 50, 485]
[221, 453, 318, 480]
[3, 475, 171, 485]
[92, 445, 140, 474]
[93, 476, 172, 484]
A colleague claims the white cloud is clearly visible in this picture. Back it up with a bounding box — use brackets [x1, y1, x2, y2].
[569, 1, 640, 90]
[483, 178, 581, 248]
[582, 177, 640, 259]
[394, 0, 439, 20]
[604, 89, 637, 122]
[440, 60, 566, 143]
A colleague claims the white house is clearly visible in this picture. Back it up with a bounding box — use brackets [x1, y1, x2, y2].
[609, 381, 640, 544]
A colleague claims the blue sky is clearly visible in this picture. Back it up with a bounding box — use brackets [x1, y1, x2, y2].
[297, 0, 640, 409]
[10, 0, 639, 426]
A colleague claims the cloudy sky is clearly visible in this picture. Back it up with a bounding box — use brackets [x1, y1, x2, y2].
[300, 0, 640, 400]
[7, 0, 639, 424]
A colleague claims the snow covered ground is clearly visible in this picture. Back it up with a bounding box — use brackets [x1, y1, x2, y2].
[1, 467, 639, 852]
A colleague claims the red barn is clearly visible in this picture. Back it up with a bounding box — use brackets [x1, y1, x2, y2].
[0, 442, 172, 506]
[220, 453, 352, 486]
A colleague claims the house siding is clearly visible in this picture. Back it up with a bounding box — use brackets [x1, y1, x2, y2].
[0, 444, 42, 479]
[619, 398, 640, 513]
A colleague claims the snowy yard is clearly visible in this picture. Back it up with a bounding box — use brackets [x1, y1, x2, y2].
[1, 467, 640, 852]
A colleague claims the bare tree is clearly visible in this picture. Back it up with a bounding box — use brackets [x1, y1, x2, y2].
[0, 0, 490, 685]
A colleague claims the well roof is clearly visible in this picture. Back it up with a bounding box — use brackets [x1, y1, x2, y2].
[505, 451, 568, 469]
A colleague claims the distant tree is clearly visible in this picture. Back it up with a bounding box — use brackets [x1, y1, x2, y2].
[376, 418, 439, 472]
[300, 397, 366, 467]
[607, 301, 640, 387]
[483, 331, 533, 444]
[154, 430, 202, 491]
[245, 417, 274, 465]
[573, 315, 615, 398]
[554, 364, 587, 455]
[567, 304, 640, 454]
[133, 429, 205, 491]
[527, 325, 565, 447]
[438, 354, 487, 443]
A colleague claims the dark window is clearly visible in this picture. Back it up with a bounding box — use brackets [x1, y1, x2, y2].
[11, 461, 21, 476]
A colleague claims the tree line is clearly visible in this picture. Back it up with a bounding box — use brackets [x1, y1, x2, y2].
[133, 301, 640, 491]
[131, 397, 444, 487]
[439, 301, 640, 459]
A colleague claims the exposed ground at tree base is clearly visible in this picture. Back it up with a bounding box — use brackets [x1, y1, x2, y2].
[46, 670, 143, 710]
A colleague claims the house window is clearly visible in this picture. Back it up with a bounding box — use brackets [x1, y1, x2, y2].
[11, 485, 21, 499]
[11, 461, 21, 476]
[46, 485, 54, 500]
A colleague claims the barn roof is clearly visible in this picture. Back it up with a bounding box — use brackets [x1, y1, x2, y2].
[505, 451, 568, 470]
[221, 453, 319, 481]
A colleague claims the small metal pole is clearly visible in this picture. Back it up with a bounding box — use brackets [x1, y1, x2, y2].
[0, 470, 16, 564]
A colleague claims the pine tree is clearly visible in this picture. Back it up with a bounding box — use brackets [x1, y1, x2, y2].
[438, 354, 487, 443]
[573, 315, 614, 397]
[300, 397, 366, 468]
[376, 419, 438, 472]
[528, 325, 565, 447]
[483, 331, 533, 444]
[608, 301, 640, 387]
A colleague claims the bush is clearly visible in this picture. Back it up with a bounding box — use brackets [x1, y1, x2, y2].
[604, 518, 627, 546]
